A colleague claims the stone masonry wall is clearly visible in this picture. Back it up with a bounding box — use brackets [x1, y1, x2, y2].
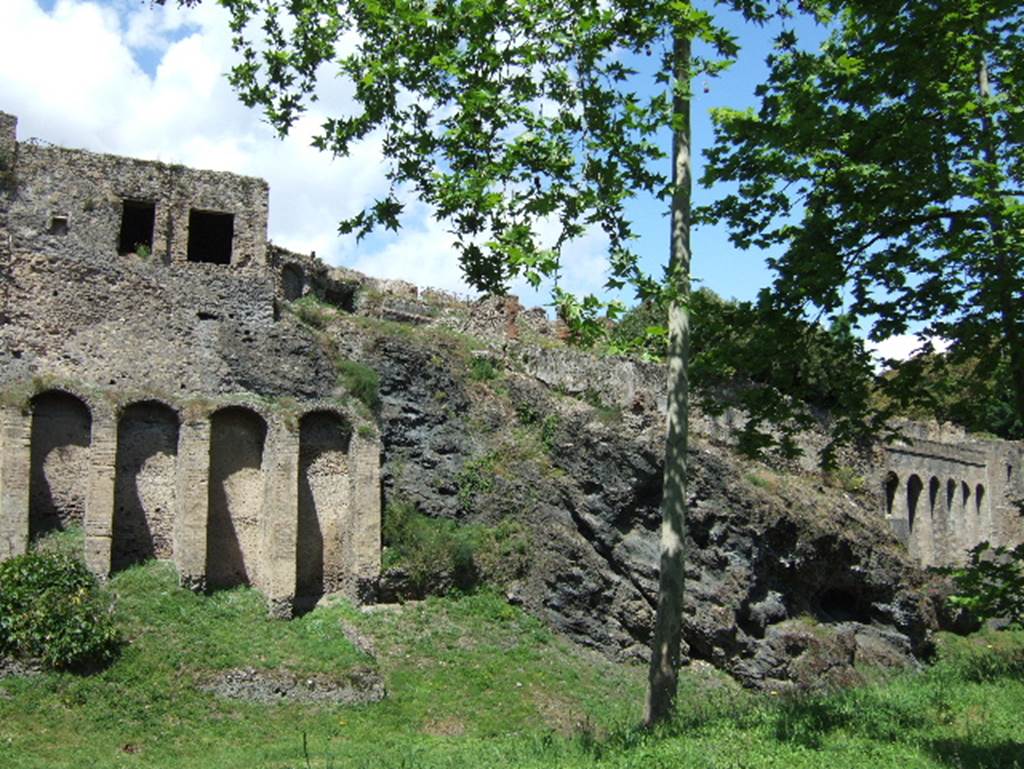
[0, 112, 380, 616]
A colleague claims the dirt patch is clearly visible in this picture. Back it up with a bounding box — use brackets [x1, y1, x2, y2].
[200, 665, 385, 705]
[0, 656, 43, 681]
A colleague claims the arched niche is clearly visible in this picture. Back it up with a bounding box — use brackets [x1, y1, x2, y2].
[282, 264, 304, 301]
[29, 391, 92, 538]
[206, 406, 267, 589]
[884, 472, 899, 516]
[928, 477, 940, 516]
[297, 410, 353, 601]
[907, 475, 923, 532]
[975, 484, 985, 516]
[112, 401, 180, 571]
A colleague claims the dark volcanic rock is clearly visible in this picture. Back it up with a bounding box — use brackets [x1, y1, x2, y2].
[335, 316, 937, 690]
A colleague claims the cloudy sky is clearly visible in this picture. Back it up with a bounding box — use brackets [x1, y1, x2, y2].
[0, 0, 928, 360]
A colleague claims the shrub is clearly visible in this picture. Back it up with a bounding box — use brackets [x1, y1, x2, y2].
[291, 295, 333, 329]
[382, 500, 529, 596]
[469, 356, 499, 381]
[336, 359, 381, 412]
[938, 542, 1024, 628]
[0, 551, 121, 669]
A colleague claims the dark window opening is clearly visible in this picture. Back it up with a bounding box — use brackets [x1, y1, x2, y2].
[187, 210, 234, 265]
[49, 215, 69, 236]
[118, 200, 155, 255]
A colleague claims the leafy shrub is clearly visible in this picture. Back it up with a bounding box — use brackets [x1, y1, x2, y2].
[938, 542, 1024, 628]
[469, 356, 499, 381]
[291, 295, 333, 329]
[382, 500, 529, 596]
[0, 551, 121, 669]
[455, 453, 497, 511]
[336, 359, 380, 412]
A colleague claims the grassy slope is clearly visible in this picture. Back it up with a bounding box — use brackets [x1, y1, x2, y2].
[1, 560, 1023, 769]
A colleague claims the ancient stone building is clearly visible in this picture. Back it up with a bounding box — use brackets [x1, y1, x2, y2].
[879, 423, 1024, 567]
[0, 112, 380, 615]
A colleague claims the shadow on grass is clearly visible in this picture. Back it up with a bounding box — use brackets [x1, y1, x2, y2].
[926, 739, 1024, 769]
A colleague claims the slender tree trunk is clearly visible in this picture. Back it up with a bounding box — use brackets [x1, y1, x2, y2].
[644, 28, 691, 728]
[976, 48, 1024, 423]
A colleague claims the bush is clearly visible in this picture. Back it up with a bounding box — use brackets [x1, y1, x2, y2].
[337, 359, 381, 412]
[0, 551, 121, 669]
[938, 542, 1024, 628]
[382, 500, 529, 596]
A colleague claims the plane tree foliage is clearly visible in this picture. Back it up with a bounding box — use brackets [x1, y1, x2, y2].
[700, 0, 1024, 431]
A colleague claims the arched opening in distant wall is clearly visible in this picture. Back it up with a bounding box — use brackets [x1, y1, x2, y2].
[282, 264, 304, 301]
[112, 402, 179, 571]
[297, 411, 352, 603]
[206, 407, 266, 589]
[975, 484, 985, 516]
[884, 472, 899, 516]
[946, 479, 957, 515]
[907, 475, 923, 532]
[29, 391, 92, 539]
[961, 481, 971, 515]
[929, 477, 940, 516]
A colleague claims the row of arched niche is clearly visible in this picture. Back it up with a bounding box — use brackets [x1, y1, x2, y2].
[27, 389, 357, 601]
[883, 471, 989, 566]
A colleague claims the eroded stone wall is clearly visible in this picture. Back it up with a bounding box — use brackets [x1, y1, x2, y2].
[0, 112, 381, 614]
[7, 138, 267, 267]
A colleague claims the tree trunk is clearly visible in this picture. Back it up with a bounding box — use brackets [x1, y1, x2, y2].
[644, 29, 691, 728]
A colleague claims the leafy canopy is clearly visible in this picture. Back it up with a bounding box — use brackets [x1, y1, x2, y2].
[219, 0, 764, 307]
[701, 0, 1024, 425]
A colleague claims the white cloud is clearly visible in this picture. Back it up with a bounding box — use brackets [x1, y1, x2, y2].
[0, 0, 609, 308]
[867, 334, 951, 368]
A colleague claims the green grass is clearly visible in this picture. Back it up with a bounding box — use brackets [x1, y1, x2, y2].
[1, 559, 1023, 768]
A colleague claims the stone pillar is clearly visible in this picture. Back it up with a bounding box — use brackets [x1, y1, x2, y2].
[348, 426, 381, 602]
[262, 418, 298, 617]
[175, 417, 210, 590]
[0, 404, 31, 559]
[83, 406, 116, 578]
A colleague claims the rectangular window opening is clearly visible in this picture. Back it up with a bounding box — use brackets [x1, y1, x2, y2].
[187, 210, 234, 265]
[118, 200, 155, 255]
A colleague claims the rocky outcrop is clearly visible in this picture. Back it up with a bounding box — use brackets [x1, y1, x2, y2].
[332, 313, 937, 690]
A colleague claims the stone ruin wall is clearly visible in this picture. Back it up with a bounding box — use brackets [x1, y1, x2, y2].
[1, 108, 1021, 607]
[0, 112, 380, 615]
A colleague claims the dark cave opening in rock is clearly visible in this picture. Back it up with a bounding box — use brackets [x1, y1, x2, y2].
[817, 587, 870, 623]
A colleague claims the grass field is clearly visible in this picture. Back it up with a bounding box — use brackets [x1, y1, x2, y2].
[1, 558, 1023, 769]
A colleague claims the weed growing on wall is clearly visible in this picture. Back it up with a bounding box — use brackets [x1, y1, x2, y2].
[0, 549, 120, 670]
[456, 453, 497, 511]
